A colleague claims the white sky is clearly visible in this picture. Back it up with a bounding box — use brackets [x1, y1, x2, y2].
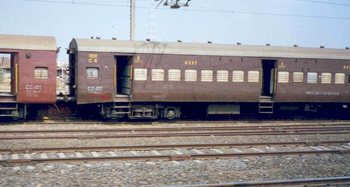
[1, 0, 350, 63]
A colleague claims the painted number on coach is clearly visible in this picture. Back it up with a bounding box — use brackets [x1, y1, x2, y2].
[88, 54, 98, 63]
[185, 61, 197, 65]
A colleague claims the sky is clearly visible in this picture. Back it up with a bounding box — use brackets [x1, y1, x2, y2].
[1, 0, 350, 64]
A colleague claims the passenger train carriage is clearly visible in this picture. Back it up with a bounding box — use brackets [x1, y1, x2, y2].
[68, 37, 350, 119]
[0, 34, 57, 119]
[1, 34, 350, 120]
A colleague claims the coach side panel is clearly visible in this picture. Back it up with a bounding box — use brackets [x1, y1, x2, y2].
[275, 59, 350, 103]
[131, 54, 261, 102]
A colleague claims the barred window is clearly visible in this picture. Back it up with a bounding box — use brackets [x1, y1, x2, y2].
[248, 71, 259, 82]
[134, 68, 147, 81]
[321, 73, 332, 84]
[168, 69, 181, 81]
[201, 70, 213, 82]
[293, 72, 304, 83]
[232, 71, 244, 82]
[151, 69, 164, 81]
[217, 70, 228, 82]
[335, 73, 345, 84]
[185, 70, 197, 81]
[34, 67, 49, 79]
[278, 71, 289, 83]
[307, 72, 317, 83]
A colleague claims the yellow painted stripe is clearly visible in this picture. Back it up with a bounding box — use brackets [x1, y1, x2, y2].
[274, 69, 277, 94]
[130, 65, 133, 93]
[130, 65, 133, 80]
[15, 64, 18, 93]
[260, 68, 263, 90]
[114, 65, 116, 94]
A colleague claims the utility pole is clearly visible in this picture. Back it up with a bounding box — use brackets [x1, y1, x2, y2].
[130, 0, 135, 40]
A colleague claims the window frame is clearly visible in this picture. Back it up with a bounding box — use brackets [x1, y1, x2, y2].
[185, 69, 197, 82]
[217, 70, 229, 82]
[201, 70, 213, 82]
[151, 69, 164, 81]
[134, 68, 148, 81]
[34, 67, 49, 80]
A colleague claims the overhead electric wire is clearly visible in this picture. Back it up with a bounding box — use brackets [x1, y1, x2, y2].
[19, 0, 350, 20]
[299, 0, 350, 7]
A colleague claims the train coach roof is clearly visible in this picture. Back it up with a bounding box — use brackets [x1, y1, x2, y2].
[0, 34, 56, 51]
[70, 38, 350, 60]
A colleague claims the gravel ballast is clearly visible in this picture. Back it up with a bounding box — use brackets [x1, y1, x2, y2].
[0, 121, 349, 186]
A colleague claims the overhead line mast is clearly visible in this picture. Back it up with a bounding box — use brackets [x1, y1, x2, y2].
[130, 0, 191, 41]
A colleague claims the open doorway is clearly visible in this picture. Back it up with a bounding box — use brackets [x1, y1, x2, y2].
[0, 53, 12, 94]
[115, 56, 132, 96]
[261, 60, 276, 96]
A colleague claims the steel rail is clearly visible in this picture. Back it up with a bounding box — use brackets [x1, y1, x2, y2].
[0, 125, 349, 133]
[176, 176, 350, 187]
[1, 149, 349, 164]
[1, 140, 349, 154]
[0, 130, 349, 140]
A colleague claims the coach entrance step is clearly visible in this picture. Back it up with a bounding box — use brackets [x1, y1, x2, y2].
[0, 103, 18, 117]
[0, 93, 16, 102]
[259, 96, 274, 114]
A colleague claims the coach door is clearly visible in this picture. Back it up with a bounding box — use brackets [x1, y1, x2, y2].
[115, 56, 132, 96]
[0, 53, 18, 98]
[259, 60, 276, 113]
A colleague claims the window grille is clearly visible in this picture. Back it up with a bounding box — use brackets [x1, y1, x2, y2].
[307, 72, 317, 83]
[217, 70, 228, 82]
[201, 70, 213, 82]
[321, 73, 332, 84]
[293, 72, 303, 83]
[232, 71, 244, 82]
[185, 70, 197, 81]
[151, 69, 164, 81]
[168, 69, 181, 81]
[248, 71, 259, 82]
[278, 71, 289, 83]
[34, 67, 49, 79]
[134, 68, 147, 81]
[335, 73, 345, 84]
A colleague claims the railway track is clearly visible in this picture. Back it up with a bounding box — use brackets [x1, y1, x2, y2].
[181, 176, 350, 187]
[1, 140, 349, 164]
[1, 124, 350, 140]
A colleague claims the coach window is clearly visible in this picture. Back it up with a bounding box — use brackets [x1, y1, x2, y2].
[293, 72, 304, 83]
[321, 73, 332, 84]
[248, 71, 259, 82]
[278, 71, 289, 83]
[134, 68, 147, 81]
[86, 67, 98, 79]
[201, 70, 213, 82]
[34, 67, 49, 80]
[185, 70, 197, 81]
[151, 69, 164, 81]
[217, 70, 229, 82]
[307, 72, 317, 83]
[168, 69, 181, 81]
[232, 71, 244, 82]
[335, 73, 345, 84]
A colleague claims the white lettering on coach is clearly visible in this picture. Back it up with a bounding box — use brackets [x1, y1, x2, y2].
[88, 86, 103, 94]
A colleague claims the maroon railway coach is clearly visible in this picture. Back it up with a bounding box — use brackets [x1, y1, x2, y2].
[68, 38, 350, 120]
[0, 34, 57, 119]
